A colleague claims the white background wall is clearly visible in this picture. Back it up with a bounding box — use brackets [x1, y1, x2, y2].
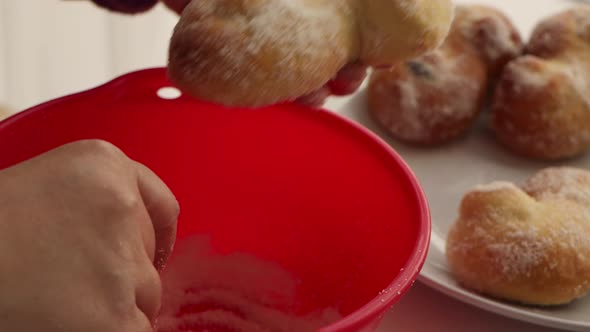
[0, 0, 178, 112]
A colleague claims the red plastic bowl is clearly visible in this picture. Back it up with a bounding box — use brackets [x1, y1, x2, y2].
[0, 68, 430, 332]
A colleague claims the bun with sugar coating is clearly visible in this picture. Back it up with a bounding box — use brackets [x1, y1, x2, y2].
[167, 0, 454, 108]
[446, 167, 590, 306]
[492, 6, 590, 160]
[368, 5, 522, 145]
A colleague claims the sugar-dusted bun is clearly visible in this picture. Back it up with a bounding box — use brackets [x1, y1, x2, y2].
[168, 0, 357, 108]
[368, 5, 522, 145]
[492, 6, 590, 160]
[368, 50, 488, 145]
[168, 0, 454, 108]
[446, 167, 590, 306]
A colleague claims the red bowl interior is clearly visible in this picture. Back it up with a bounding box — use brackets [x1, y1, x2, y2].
[0, 68, 430, 331]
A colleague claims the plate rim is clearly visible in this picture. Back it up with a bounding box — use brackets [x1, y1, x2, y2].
[327, 87, 590, 332]
[419, 232, 590, 332]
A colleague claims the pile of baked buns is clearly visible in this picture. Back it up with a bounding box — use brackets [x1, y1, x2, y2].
[369, 4, 590, 307]
[369, 4, 590, 162]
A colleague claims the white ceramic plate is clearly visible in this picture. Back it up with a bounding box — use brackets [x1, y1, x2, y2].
[328, 87, 590, 332]
[325, 1, 590, 328]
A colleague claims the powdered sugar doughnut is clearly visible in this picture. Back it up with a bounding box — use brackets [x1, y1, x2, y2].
[168, 0, 454, 108]
[368, 5, 522, 145]
[446, 167, 590, 306]
[368, 50, 487, 145]
[492, 6, 590, 160]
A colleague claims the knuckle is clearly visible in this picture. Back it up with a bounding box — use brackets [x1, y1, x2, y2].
[84, 180, 142, 222]
[118, 305, 155, 332]
[62, 140, 142, 216]
[69, 303, 132, 332]
[147, 267, 163, 295]
[52, 139, 127, 174]
[140, 266, 163, 317]
[104, 187, 143, 217]
[141, 263, 163, 294]
[102, 288, 142, 330]
[131, 314, 154, 332]
[76, 139, 125, 159]
[170, 199, 181, 220]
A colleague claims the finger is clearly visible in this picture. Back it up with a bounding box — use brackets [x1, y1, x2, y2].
[90, 0, 158, 14]
[161, 0, 191, 14]
[295, 86, 331, 109]
[134, 162, 180, 271]
[135, 260, 163, 325]
[136, 206, 157, 265]
[328, 63, 368, 96]
[129, 307, 157, 332]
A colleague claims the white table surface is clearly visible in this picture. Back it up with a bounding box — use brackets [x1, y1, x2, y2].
[375, 281, 562, 332]
[326, 1, 585, 331]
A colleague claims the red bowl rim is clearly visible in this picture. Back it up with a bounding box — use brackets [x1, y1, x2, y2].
[313, 98, 431, 332]
[0, 67, 431, 331]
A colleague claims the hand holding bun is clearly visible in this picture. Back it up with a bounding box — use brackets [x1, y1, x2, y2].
[492, 6, 590, 160]
[88, 0, 370, 108]
[167, 0, 454, 108]
[90, 0, 190, 14]
[446, 167, 590, 306]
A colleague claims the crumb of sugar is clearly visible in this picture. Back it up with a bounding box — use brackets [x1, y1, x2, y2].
[156, 235, 341, 332]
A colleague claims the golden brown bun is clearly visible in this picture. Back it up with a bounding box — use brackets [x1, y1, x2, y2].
[368, 5, 522, 145]
[446, 167, 590, 306]
[492, 7, 590, 160]
[167, 0, 454, 108]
